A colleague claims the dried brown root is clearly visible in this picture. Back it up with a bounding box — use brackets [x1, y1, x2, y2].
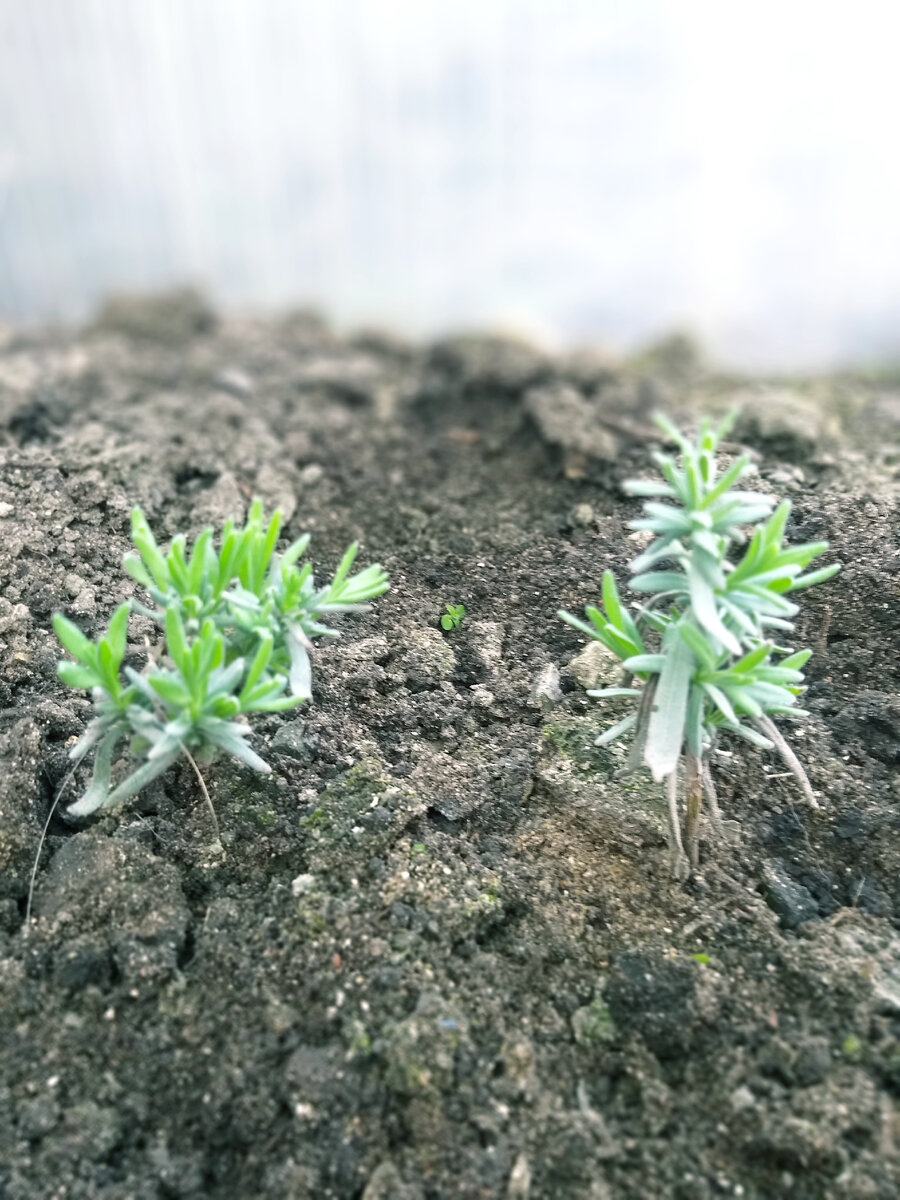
[665, 769, 690, 881]
[684, 748, 703, 870]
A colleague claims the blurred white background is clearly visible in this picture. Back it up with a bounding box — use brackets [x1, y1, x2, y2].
[2, 0, 899, 369]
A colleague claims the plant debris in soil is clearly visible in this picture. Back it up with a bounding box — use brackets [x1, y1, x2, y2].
[0, 292, 898, 1199]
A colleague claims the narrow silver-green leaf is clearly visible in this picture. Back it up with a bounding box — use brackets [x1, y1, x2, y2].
[53, 613, 95, 665]
[622, 653, 666, 674]
[677, 622, 718, 670]
[687, 561, 740, 656]
[785, 562, 841, 591]
[702, 682, 737, 724]
[622, 479, 676, 498]
[629, 571, 687, 593]
[720, 720, 773, 749]
[643, 628, 695, 781]
[594, 713, 637, 746]
[66, 728, 122, 816]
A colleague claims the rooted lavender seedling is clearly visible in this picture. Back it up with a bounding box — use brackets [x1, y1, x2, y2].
[559, 413, 839, 878]
[54, 500, 389, 816]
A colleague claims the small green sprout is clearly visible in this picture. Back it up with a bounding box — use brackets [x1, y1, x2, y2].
[440, 603, 466, 631]
[559, 412, 839, 879]
[54, 501, 389, 817]
[842, 1035, 863, 1061]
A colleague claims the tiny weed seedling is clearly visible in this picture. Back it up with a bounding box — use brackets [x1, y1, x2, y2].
[559, 413, 839, 879]
[440, 603, 466, 631]
[54, 500, 389, 819]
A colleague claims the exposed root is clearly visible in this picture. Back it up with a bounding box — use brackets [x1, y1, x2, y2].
[754, 715, 820, 809]
[665, 769, 690, 881]
[24, 764, 78, 935]
[701, 764, 726, 837]
[181, 743, 224, 851]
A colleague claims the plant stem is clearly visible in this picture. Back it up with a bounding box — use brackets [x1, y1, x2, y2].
[618, 676, 657, 778]
[684, 748, 703, 869]
[665, 769, 690, 881]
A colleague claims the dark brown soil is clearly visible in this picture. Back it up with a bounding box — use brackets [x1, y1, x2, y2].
[0, 295, 898, 1199]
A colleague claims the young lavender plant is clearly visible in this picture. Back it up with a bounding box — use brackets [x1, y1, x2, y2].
[559, 413, 839, 879]
[54, 501, 389, 818]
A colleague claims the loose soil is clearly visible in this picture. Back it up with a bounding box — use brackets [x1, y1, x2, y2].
[0, 293, 898, 1199]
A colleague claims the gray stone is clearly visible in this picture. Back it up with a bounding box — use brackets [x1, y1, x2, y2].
[467, 620, 505, 675]
[762, 861, 820, 929]
[215, 366, 254, 396]
[507, 1153, 532, 1199]
[795, 1037, 832, 1086]
[530, 662, 562, 710]
[733, 386, 837, 454]
[524, 383, 618, 460]
[17, 1096, 60, 1139]
[363, 1161, 424, 1200]
[148, 1142, 206, 1198]
[48, 1100, 122, 1164]
[568, 640, 620, 691]
[284, 1043, 343, 1113]
[299, 462, 325, 486]
[730, 1085, 756, 1113]
[272, 720, 317, 762]
[397, 627, 456, 690]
